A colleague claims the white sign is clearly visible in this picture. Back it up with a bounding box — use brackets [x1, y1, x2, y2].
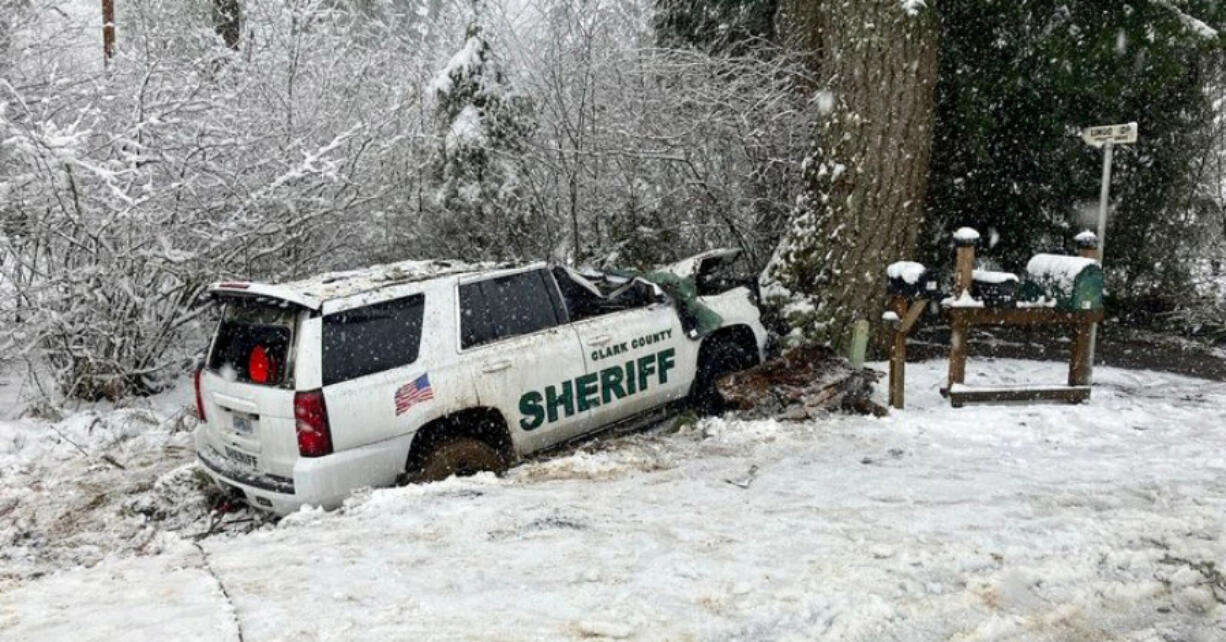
[1080, 122, 1138, 147]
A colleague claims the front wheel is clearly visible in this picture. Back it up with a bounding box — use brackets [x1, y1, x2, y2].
[691, 340, 753, 415]
[412, 436, 508, 483]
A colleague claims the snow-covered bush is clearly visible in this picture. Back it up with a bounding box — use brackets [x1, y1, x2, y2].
[509, 0, 812, 268]
[0, 0, 456, 398]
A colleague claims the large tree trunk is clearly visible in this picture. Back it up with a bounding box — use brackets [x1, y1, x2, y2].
[765, 0, 938, 353]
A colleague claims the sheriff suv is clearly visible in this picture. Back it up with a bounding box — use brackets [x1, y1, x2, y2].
[194, 251, 767, 515]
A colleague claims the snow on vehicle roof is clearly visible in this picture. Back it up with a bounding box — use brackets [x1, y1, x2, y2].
[281, 259, 496, 299]
[662, 248, 741, 279]
[209, 259, 499, 309]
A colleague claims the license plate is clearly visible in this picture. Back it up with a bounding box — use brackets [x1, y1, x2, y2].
[224, 445, 258, 469]
[232, 414, 254, 435]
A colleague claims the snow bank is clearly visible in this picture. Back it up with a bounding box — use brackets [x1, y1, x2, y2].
[0, 379, 212, 584]
[1, 539, 238, 642]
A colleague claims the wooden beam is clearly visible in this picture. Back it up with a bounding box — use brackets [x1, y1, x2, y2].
[888, 296, 908, 409]
[949, 385, 1090, 407]
[945, 307, 1104, 327]
[900, 297, 928, 335]
[1069, 321, 1094, 386]
[954, 243, 974, 298]
[947, 314, 969, 390]
[947, 233, 976, 393]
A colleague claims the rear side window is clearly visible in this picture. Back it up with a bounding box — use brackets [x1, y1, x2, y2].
[323, 294, 425, 385]
[460, 270, 559, 349]
[208, 301, 296, 386]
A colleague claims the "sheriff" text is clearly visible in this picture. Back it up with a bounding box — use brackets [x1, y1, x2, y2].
[519, 348, 677, 430]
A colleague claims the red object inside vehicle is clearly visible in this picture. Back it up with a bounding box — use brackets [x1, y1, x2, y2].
[248, 345, 276, 384]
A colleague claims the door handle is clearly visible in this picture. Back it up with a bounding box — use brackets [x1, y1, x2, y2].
[587, 334, 612, 346]
[482, 359, 513, 373]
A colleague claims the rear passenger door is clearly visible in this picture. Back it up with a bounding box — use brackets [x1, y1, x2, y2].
[458, 268, 591, 454]
[319, 293, 429, 452]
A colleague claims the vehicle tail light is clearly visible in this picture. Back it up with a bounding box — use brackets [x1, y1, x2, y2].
[294, 389, 332, 457]
[194, 368, 207, 421]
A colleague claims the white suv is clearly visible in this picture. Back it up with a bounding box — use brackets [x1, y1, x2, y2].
[194, 251, 767, 515]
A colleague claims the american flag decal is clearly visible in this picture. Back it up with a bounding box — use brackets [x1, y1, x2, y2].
[395, 374, 434, 415]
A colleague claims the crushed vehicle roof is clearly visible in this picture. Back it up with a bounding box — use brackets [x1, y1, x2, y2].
[209, 259, 504, 309]
[209, 248, 743, 311]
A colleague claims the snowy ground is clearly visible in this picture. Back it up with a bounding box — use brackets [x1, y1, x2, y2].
[3, 359, 1226, 641]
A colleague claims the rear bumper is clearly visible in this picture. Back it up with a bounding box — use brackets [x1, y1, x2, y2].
[194, 428, 414, 516]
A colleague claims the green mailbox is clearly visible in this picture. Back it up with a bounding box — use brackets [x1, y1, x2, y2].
[1021, 254, 1103, 311]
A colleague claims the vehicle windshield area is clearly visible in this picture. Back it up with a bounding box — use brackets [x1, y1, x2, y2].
[208, 300, 296, 386]
[694, 251, 757, 296]
[552, 266, 656, 322]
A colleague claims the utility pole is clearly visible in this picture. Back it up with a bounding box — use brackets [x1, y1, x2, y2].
[102, 0, 116, 65]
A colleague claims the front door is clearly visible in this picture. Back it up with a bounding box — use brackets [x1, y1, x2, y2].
[572, 299, 695, 428]
[457, 268, 591, 454]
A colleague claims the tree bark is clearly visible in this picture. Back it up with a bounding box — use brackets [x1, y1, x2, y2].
[765, 0, 939, 353]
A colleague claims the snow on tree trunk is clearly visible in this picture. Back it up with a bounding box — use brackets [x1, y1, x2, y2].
[765, 0, 938, 352]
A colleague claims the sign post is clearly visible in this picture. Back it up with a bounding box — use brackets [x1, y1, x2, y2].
[1079, 121, 1138, 382]
[1079, 122, 1137, 262]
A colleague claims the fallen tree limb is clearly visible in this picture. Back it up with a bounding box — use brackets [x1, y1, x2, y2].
[716, 345, 885, 420]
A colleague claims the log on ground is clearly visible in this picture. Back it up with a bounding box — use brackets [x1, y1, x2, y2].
[716, 346, 885, 420]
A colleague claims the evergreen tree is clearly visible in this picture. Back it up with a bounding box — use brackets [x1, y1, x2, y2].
[430, 16, 534, 260]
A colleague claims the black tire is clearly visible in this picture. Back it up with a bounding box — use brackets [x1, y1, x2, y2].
[412, 436, 508, 483]
[691, 339, 753, 415]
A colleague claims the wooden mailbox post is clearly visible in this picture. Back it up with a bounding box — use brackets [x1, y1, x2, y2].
[886, 228, 1105, 409]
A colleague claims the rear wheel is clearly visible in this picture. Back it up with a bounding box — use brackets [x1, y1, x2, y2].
[691, 339, 753, 415]
[413, 436, 508, 483]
